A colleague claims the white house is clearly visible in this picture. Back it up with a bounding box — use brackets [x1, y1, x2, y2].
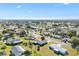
[10, 46, 25, 56]
[49, 44, 68, 55]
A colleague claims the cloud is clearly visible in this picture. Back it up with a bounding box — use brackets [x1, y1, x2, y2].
[16, 5, 22, 8]
[63, 3, 70, 5]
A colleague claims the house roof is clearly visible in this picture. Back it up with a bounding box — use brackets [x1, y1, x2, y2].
[4, 33, 10, 36]
[35, 40, 47, 45]
[59, 48, 67, 53]
[14, 46, 25, 52]
[11, 39, 22, 43]
[50, 44, 60, 49]
[6, 39, 22, 44]
[53, 35, 62, 39]
[49, 44, 67, 54]
[33, 34, 42, 38]
[11, 46, 25, 55]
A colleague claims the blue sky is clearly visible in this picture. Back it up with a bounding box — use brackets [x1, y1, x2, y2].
[0, 3, 79, 19]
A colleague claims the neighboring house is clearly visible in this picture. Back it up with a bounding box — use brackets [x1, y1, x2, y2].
[3, 33, 10, 38]
[43, 32, 49, 36]
[6, 39, 23, 45]
[25, 36, 35, 40]
[2, 33, 10, 41]
[10, 46, 25, 56]
[33, 40, 47, 46]
[0, 29, 3, 34]
[6, 25, 15, 30]
[33, 34, 42, 38]
[49, 44, 68, 55]
[51, 35, 62, 39]
[14, 29, 21, 35]
[30, 26, 38, 29]
[48, 28, 55, 33]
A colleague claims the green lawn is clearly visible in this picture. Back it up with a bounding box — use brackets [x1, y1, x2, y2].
[5, 45, 12, 56]
[37, 42, 57, 56]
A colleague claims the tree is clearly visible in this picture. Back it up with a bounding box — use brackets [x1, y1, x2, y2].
[37, 46, 40, 51]
[39, 29, 42, 33]
[41, 36, 45, 41]
[9, 32, 14, 37]
[2, 30, 8, 34]
[1, 45, 6, 49]
[0, 50, 3, 56]
[0, 34, 2, 40]
[67, 30, 77, 38]
[24, 50, 31, 56]
[20, 30, 26, 37]
[0, 42, 6, 49]
[70, 37, 79, 48]
[27, 25, 31, 28]
[29, 43, 33, 49]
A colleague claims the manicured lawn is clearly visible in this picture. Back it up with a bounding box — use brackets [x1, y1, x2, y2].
[37, 42, 57, 56]
[20, 37, 29, 43]
[30, 42, 57, 56]
[5, 45, 12, 56]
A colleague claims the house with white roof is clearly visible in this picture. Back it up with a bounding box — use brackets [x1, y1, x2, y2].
[10, 46, 25, 56]
[49, 44, 68, 55]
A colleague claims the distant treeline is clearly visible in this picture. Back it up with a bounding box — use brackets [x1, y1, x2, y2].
[0, 19, 79, 24]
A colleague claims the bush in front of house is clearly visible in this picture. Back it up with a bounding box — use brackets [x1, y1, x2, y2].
[23, 50, 31, 56]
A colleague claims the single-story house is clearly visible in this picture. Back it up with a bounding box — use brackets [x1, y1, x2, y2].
[2, 33, 10, 41]
[3, 33, 10, 38]
[51, 35, 62, 39]
[10, 46, 25, 56]
[48, 29, 55, 32]
[14, 29, 21, 35]
[0, 29, 3, 34]
[49, 44, 68, 55]
[43, 32, 49, 36]
[30, 26, 38, 29]
[33, 40, 47, 46]
[6, 39, 23, 45]
[6, 25, 15, 30]
[25, 36, 35, 40]
[33, 34, 42, 38]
